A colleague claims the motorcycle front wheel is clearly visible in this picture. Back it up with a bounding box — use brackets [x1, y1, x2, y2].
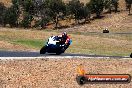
[40, 46, 47, 54]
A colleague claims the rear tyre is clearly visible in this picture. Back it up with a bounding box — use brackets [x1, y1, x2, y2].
[61, 46, 65, 53]
[40, 46, 47, 54]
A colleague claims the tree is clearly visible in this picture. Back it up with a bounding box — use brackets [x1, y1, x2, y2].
[104, 0, 113, 13]
[46, 0, 66, 28]
[3, 0, 20, 27]
[0, 2, 7, 26]
[76, 5, 91, 23]
[21, 12, 33, 28]
[67, 0, 85, 24]
[89, 0, 105, 18]
[111, 0, 119, 13]
[33, 0, 54, 28]
[125, 0, 132, 14]
[32, 0, 44, 16]
[104, 0, 119, 13]
[20, 0, 35, 15]
[34, 7, 53, 28]
[20, 0, 35, 28]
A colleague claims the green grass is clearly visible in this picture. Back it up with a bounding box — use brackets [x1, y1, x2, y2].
[0, 34, 46, 49]
[13, 39, 45, 49]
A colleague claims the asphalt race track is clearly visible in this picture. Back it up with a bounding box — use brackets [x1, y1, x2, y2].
[0, 50, 130, 59]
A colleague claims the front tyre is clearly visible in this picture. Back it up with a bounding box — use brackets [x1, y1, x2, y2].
[130, 53, 132, 58]
[40, 46, 47, 54]
[56, 51, 62, 55]
[56, 47, 66, 55]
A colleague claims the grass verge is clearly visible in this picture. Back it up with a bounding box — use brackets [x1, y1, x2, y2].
[0, 28, 131, 56]
[13, 39, 45, 49]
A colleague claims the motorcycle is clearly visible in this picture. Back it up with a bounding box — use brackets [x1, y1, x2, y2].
[40, 36, 72, 55]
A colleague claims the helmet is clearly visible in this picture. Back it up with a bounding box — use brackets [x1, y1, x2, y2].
[62, 32, 67, 37]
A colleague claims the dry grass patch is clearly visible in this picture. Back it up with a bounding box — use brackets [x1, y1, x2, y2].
[0, 28, 58, 40]
[62, 11, 132, 33]
[0, 28, 132, 56]
[67, 34, 132, 56]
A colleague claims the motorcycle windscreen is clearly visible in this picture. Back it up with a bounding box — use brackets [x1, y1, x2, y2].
[47, 37, 57, 45]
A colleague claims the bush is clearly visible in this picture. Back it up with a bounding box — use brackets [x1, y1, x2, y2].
[32, 1, 53, 28]
[3, 5, 19, 27]
[45, 0, 66, 28]
[2, 0, 20, 27]
[20, 0, 35, 15]
[0, 2, 6, 26]
[89, 0, 105, 18]
[67, 0, 85, 24]
[21, 12, 33, 28]
[34, 17, 51, 29]
[104, 0, 119, 13]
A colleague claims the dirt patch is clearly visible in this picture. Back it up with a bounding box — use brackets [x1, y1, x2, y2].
[0, 58, 132, 88]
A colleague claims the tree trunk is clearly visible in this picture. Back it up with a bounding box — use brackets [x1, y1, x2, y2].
[96, 11, 101, 18]
[129, 8, 131, 14]
[75, 19, 78, 25]
[75, 14, 78, 25]
[114, 3, 118, 13]
[85, 16, 90, 23]
[128, 4, 131, 15]
[129, 5, 131, 14]
[109, 8, 112, 14]
[55, 16, 59, 28]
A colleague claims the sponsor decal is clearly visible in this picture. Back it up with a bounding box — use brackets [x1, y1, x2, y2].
[76, 65, 131, 85]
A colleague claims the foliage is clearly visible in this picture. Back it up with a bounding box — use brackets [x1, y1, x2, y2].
[67, 0, 90, 24]
[89, 0, 105, 18]
[21, 12, 33, 28]
[0, 0, 130, 28]
[3, 0, 20, 27]
[0, 2, 7, 25]
[33, 1, 53, 28]
[125, 0, 132, 14]
[46, 0, 66, 28]
[111, 0, 119, 13]
[20, 0, 35, 14]
[104, 0, 119, 13]
[20, 0, 35, 28]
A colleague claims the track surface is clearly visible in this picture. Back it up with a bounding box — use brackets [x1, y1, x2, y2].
[0, 51, 130, 58]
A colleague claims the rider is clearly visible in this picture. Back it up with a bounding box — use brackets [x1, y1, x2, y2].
[59, 32, 71, 49]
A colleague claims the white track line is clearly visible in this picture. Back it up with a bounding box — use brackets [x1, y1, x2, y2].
[0, 56, 131, 60]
